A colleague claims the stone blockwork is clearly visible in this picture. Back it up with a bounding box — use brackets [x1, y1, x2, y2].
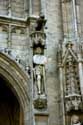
[0, 0, 83, 125]
[0, 0, 65, 124]
[44, 0, 63, 125]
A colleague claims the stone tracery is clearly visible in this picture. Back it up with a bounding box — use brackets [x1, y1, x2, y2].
[58, 41, 83, 124]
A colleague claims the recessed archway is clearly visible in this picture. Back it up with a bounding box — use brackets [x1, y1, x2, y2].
[0, 76, 24, 125]
[0, 52, 30, 125]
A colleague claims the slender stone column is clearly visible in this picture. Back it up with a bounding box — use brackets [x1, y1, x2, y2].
[72, 0, 78, 39]
[72, 0, 81, 42]
[24, 108, 30, 125]
[29, 0, 32, 16]
[8, 0, 11, 17]
[75, 1, 81, 37]
[78, 54, 83, 97]
[40, 0, 46, 16]
[7, 24, 12, 49]
[59, 64, 65, 125]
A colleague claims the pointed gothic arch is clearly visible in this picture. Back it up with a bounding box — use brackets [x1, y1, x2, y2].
[0, 52, 30, 125]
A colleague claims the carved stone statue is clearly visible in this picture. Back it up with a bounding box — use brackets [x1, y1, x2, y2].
[34, 65, 45, 96]
[33, 64, 47, 110]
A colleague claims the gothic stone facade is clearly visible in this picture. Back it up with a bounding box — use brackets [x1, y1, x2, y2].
[0, 0, 83, 125]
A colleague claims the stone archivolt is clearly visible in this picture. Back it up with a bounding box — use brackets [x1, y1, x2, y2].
[0, 52, 30, 124]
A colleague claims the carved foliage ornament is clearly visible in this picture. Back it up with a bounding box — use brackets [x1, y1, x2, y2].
[34, 97, 47, 110]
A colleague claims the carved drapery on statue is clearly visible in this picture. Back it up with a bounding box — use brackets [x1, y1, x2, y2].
[33, 64, 46, 96]
[33, 61, 47, 110]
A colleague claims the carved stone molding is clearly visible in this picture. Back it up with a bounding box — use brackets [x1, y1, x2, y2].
[65, 95, 82, 112]
[33, 96, 47, 110]
[30, 31, 46, 47]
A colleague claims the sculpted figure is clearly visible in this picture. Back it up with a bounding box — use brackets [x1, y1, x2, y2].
[34, 65, 45, 96]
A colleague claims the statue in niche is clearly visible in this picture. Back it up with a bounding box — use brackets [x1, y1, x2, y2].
[71, 115, 83, 125]
[33, 64, 45, 97]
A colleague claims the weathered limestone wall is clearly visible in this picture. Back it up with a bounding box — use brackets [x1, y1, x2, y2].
[62, 1, 74, 41]
[0, 0, 73, 125]
[32, 0, 40, 16]
[0, 23, 30, 69]
[45, 0, 63, 125]
[0, 0, 27, 18]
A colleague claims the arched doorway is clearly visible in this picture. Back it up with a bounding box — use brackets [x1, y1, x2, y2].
[0, 76, 24, 125]
[0, 52, 30, 125]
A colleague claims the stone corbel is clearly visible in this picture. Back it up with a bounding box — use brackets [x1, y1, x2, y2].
[30, 31, 46, 47]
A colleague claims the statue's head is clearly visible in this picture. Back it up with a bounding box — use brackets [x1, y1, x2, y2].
[71, 115, 80, 124]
